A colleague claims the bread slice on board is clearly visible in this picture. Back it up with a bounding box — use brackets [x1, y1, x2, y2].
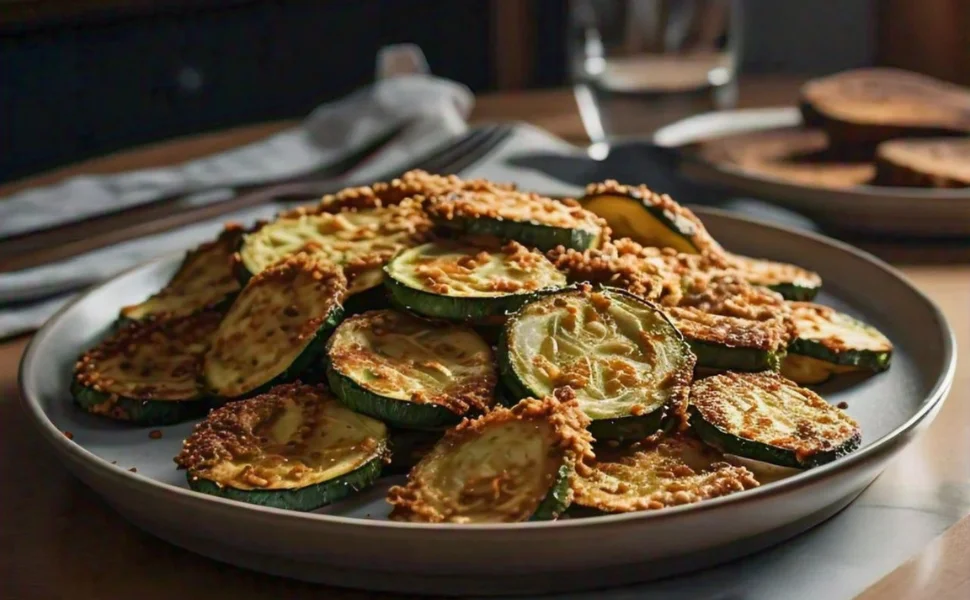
[695, 128, 875, 189]
[800, 68, 970, 146]
[875, 138, 970, 188]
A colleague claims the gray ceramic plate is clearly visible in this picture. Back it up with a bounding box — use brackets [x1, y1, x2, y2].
[19, 208, 955, 596]
[652, 107, 970, 236]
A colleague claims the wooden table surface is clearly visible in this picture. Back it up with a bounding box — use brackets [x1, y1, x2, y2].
[1, 77, 968, 600]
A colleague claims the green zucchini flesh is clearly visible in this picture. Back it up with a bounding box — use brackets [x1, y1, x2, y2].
[574, 433, 759, 512]
[580, 181, 722, 254]
[237, 200, 430, 297]
[326, 309, 497, 429]
[120, 226, 243, 322]
[204, 253, 345, 400]
[666, 307, 787, 372]
[383, 240, 567, 323]
[500, 287, 695, 441]
[725, 253, 822, 301]
[689, 372, 861, 468]
[788, 302, 892, 372]
[72, 311, 222, 425]
[386, 394, 594, 523]
[426, 189, 607, 251]
[177, 383, 388, 511]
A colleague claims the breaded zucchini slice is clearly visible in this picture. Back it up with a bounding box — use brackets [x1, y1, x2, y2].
[689, 372, 862, 468]
[383, 240, 567, 324]
[120, 225, 243, 322]
[326, 309, 497, 429]
[781, 302, 893, 384]
[386, 392, 595, 523]
[72, 311, 222, 425]
[386, 428, 445, 474]
[176, 383, 388, 511]
[580, 180, 723, 254]
[724, 253, 822, 301]
[204, 253, 345, 400]
[574, 433, 759, 512]
[236, 198, 431, 297]
[426, 189, 608, 251]
[499, 286, 695, 442]
[666, 307, 788, 372]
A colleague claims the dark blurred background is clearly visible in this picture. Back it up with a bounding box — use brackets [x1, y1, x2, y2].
[2, 0, 967, 183]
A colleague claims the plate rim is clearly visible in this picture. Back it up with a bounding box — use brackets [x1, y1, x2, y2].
[17, 207, 957, 533]
[650, 106, 970, 202]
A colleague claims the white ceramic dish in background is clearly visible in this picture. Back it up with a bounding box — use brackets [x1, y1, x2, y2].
[19, 208, 955, 596]
[652, 107, 970, 237]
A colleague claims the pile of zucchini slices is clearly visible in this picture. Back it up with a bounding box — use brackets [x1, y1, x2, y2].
[70, 170, 892, 521]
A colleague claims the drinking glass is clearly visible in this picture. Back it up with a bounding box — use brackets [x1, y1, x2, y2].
[568, 0, 743, 153]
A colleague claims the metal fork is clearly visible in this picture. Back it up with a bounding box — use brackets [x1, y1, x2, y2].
[0, 125, 514, 273]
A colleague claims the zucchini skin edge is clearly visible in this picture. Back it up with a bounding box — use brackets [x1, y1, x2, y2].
[788, 339, 892, 373]
[530, 463, 575, 521]
[688, 405, 861, 469]
[687, 340, 784, 373]
[70, 380, 210, 426]
[324, 362, 463, 430]
[185, 456, 384, 512]
[433, 216, 600, 252]
[383, 272, 563, 324]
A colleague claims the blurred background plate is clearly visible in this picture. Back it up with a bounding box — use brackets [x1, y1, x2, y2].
[653, 107, 970, 236]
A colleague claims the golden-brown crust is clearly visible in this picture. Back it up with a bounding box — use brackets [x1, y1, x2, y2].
[74, 311, 222, 402]
[691, 371, 860, 460]
[175, 382, 388, 490]
[395, 240, 565, 297]
[327, 310, 497, 415]
[723, 253, 822, 291]
[175, 383, 297, 472]
[788, 302, 892, 354]
[386, 390, 595, 523]
[426, 188, 607, 234]
[120, 225, 243, 321]
[574, 432, 759, 512]
[281, 169, 515, 218]
[583, 180, 723, 253]
[665, 306, 790, 352]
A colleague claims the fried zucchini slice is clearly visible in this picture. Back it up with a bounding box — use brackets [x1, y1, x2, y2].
[724, 253, 822, 301]
[500, 287, 695, 442]
[782, 302, 893, 385]
[383, 240, 567, 323]
[580, 180, 723, 255]
[326, 309, 497, 429]
[204, 253, 345, 399]
[387, 392, 595, 523]
[72, 311, 222, 425]
[120, 226, 242, 322]
[574, 433, 759, 512]
[667, 307, 788, 372]
[426, 189, 607, 251]
[689, 372, 861, 468]
[176, 383, 388, 511]
[237, 198, 431, 297]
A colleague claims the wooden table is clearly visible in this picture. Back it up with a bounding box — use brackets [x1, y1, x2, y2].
[1, 78, 968, 600]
